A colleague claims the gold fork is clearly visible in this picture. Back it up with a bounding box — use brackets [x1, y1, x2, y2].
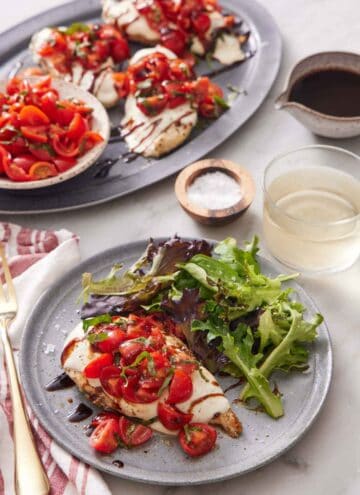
[0, 245, 50, 495]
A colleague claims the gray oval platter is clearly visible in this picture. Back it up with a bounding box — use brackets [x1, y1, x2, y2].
[0, 0, 281, 214]
[19, 239, 332, 485]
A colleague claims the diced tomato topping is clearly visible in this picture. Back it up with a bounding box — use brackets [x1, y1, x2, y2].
[160, 28, 187, 56]
[119, 341, 145, 365]
[35, 23, 129, 73]
[118, 417, 153, 447]
[93, 325, 127, 353]
[99, 365, 123, 398]
[158, 402, 192, 430]
[178, 423, 217, 457]
[89, 418, 120, 454]
[84, 353, 114, 379]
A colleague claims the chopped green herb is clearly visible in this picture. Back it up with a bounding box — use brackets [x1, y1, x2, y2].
[60, 22, 90, 36]
[214, 95, 230, 110]
[87, 332, 108, 344]
[83, 314, 112, 331]
[157, 368, 174, 396]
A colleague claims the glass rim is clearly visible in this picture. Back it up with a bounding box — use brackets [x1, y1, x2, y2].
[263, 144, 360, 227]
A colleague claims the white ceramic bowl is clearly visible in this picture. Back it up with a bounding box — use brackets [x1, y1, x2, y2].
[0, 78, 110, 190]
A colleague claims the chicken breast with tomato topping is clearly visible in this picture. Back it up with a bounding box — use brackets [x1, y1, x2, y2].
[119, 46, 226, 157]
[30, 23, 130, 107]
[61, 314, 242, 439]
[102, 0, 247, 65]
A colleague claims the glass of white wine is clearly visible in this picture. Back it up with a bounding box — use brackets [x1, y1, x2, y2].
[263, 145, 360, 273]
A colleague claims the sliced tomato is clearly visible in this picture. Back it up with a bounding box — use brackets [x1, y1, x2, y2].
[19, 105, 50, 126]
[89, 418, 120, 454]
[122, 376, 159, 404]
[113, 72, 130, 99]
[178, 423, 217, 457]
[111, 37, 130, 63]
[167, 369, 193, 404]
[0, 145, 10, 174]
[198, 98, 217, 118]
[84, 353, 114, 379]
[12, 155, 36, 173]
[145, 327, 166, 350]
[51, 133, 80, 158]
[66, 112, 88, 141]
[192, 12, 211, 34]
[29, 144, 55, 161]
[160, 28, 187, 56]
[118, 417, 153, 447]
[157, 402, 192, 431]
[94, 326, 127, 353]
[53, 156, 76, 173]
[20, 125, 48, 143]
[79, 131, 103, 154]
[28, 161, 57, 180]
[136, 94, 169, 117]
[163, 82, 189, 109]
[99, 365, 123, 398]
[91, 411, 121, 428]
[169, 59, 193, 81]
[3, 163, 30, 181]
[119, 341, 144, 365]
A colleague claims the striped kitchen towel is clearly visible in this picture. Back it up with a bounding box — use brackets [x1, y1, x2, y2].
[0, 222, 111, 495]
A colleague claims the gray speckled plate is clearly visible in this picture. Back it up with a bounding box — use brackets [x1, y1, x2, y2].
[19, 240, 332, 485]
[0, 0, 281, 213]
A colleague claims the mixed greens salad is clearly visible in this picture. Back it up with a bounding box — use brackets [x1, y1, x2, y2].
[81, 237, 323, 419]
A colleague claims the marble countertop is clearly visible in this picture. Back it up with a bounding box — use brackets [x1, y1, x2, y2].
[1, 1, 360, 494]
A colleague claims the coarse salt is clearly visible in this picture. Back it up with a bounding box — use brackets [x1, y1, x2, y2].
[187, 171, 242, 210]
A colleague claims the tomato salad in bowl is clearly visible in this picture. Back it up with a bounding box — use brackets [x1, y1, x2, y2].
[0, 76, 110, 189]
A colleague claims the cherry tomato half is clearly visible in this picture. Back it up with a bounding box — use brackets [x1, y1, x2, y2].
[84, 353, 114, 379]
[160, 28, 187, 56]
[167, 369, 193, 404]
[20, 125, 48, 143]
[94, 325, 127, 353]
[66, 112, 88, 141]
[136, 94, 169, 117]
[178, 423, 217, 457]
[118, 416, 153, 447]
[51, 133, 80, 158]
[28, 161, 57, 180]
[99, 365, 123, 398]
[157, 402, 192, 431]
[89, 418, 120, 454]
[19, 105, 50, 126]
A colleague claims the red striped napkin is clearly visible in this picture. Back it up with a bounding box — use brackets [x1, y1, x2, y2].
[0, 222, 111, 495]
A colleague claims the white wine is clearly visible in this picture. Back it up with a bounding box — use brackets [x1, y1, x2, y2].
[263, 166, 360, 272]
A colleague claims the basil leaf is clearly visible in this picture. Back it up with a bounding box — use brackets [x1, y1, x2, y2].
[87, 332, 108, 344]
[214, 95, 230, 110]
[83, 314, 112, 331]
[61, 22, 90, 35]
[157, 368, 174, 397]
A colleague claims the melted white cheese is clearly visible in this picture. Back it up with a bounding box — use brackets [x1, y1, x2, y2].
[213, 33, 245, 65]
[102, 0, 159, 42]
[62, 324, 230, 435]
[93, 68, 119, 108]
[129, 45, 177, 65]
[190, 36, 205, 56]
[121, 96, 197, 156]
